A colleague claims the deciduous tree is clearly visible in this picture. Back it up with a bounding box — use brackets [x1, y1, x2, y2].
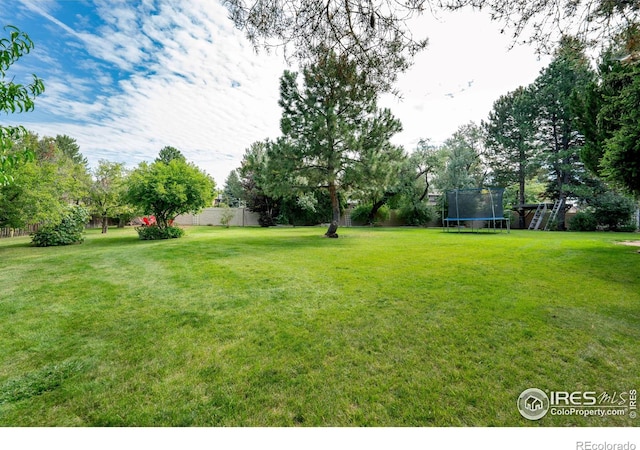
[0, 132, 90, 229]
[436, 122, 488, 191]
[237, 140, 281, 226]
[89, 160, 132, 233]
[126, 153, 214, 235]
[0, 25, 45, 185]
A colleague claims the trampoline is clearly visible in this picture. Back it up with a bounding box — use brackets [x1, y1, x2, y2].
[443, 188, 510, 233]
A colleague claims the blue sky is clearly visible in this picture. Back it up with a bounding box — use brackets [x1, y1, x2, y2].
[2, 0, 551, 185]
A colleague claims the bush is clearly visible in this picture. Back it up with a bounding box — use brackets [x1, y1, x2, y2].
[277, 192, 335, 226]
[398, 202, 435, 226]
[219, 206, 235, 228]
[258, 212, 276, 227]
[569, 211, 597, 231]
[31, 205, 90, 247]
[350, 203, 390, 225]
[135, 225, 185, 240]
[592, 192, 636, 231]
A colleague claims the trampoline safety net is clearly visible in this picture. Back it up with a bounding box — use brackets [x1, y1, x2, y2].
[447, 188, 504, 220]
[444, 188, 509, 232]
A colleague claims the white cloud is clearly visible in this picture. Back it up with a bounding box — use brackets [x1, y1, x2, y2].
[11, 1, 553, 186]
[16, 0, 287, 183]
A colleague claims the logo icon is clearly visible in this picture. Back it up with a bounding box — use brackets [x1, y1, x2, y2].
[518, 388, 550, 420]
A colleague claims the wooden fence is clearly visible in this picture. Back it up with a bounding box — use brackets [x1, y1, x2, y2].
[0, 224, 39, 239]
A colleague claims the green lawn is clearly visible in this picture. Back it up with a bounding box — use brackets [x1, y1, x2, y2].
[0, 226, 638, 426]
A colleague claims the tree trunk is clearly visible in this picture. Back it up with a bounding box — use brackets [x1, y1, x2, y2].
[325, 183, 340, 238]
[518, 148, 526, 229]
[101, 215, 108, 234]
[557, 190, 568, 231]
[367, 191, 396, 224]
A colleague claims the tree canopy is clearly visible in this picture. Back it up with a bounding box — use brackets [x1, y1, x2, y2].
[224, 0, 428, 91]
[436, 122, 487, 191]
[155, 146, 186, 164]
[126, 152, 215, 233]
[89, 160, 132, 233]
[483, 86, 539, 227]
[443, 0, 640, 53]
[0, 25, 45, 185]
[0, 131, 90, 230]
[574, 26, 640, 197]
[224, 0, 639, 96]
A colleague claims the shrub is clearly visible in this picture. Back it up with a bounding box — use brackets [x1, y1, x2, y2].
[570, 211, 597, 231]
[398, 202, 435, 226]
[135, 225, 185, 240]
[31, 205, 90, 247]
[219, 206, 235, 228]
[592, 192, 636, 231]
[258, 212, 276, 227]
[350, 203, 390, 225]
[277, 192, 334, 226]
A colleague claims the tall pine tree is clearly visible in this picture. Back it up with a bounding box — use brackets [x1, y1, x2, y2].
[265, 51, 402, 237]
[530, 37, 595, 229]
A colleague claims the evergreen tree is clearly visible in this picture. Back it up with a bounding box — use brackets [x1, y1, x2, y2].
[265, 51, 402, 237]
[484, 86, 539, 227]
[222, 170, 244, 207]
[574, 25, 640, 196]
[155, 146, 186, 164]
[530, 37, 596, 229]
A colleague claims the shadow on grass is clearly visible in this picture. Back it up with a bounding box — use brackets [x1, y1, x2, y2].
[81, 227, 349, 256]
[0, 238, 32, 250]
[83, 233, 146, 249]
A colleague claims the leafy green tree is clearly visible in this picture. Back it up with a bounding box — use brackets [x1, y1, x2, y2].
[0, 25, 45, 185]
[436, 123, 488, 191]
[126, 156, 214, 235]
[357, 138, 446, 226]
[265, 51, 402, 237]
[348, 138, 407, 225]
[155, 146, 186, 164]
[89, 160, 132, 233]
[410, 139, 448, 203]
[591, 191, 637, 231]
[0, 131, 90, 229]
[530, 37, 596, 229]
[484, 86, 539, 227]
[237, 140, 281, 226]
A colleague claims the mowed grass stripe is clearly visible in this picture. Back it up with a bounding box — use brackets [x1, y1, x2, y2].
[0, 227, 638, 426]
